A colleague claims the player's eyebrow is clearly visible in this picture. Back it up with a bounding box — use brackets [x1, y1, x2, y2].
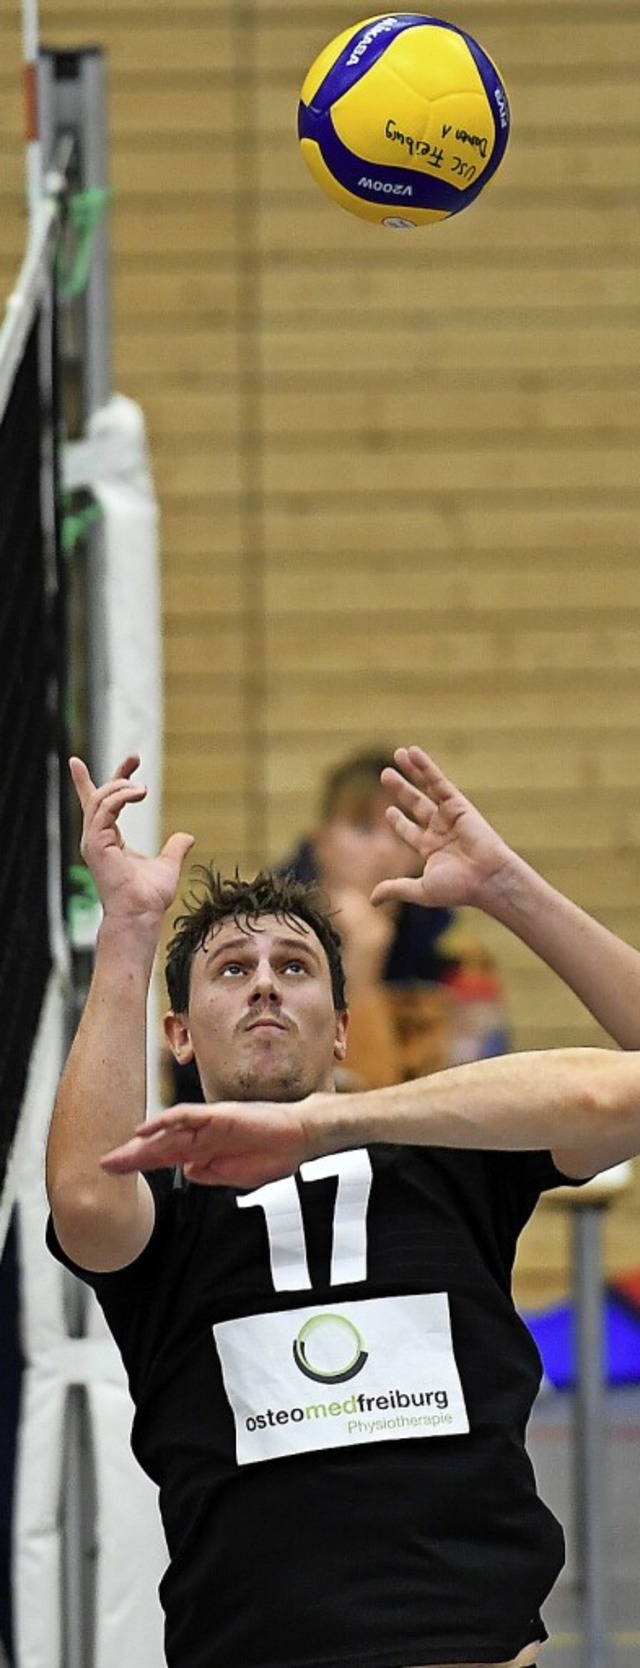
[204, 936, 252, 966]
[271, 934, 321, 964]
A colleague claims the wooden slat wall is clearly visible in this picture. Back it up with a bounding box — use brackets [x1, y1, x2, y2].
[2, 0, 640, 1037]
[3, 2, 640, 1295]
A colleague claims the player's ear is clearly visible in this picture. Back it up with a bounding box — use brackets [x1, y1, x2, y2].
[333, 1010, 349, 1062]
[164, 1010, 195, 1064]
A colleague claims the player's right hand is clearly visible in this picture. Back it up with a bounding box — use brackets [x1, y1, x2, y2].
[70, 755, 194, 922]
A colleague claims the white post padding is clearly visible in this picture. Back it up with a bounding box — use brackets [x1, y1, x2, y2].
[89, 1379, 166, 1668]
[63, 391, 163, 864]
[12, 1372, 66, 1668]
[64, 390, 164, 1120]
[13, 396, 168, 1667]
[13, 971, 69, 1668]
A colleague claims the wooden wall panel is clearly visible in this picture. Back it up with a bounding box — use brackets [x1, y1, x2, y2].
[2, 0, 640, 1027]
[3, 0, 640, 1295]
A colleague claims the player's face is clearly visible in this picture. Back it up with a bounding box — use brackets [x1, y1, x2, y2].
[316, 790, 423, 896]
[168, 914, 348, 1104]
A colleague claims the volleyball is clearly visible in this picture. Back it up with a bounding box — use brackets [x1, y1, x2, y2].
[297, 13, 510, 229]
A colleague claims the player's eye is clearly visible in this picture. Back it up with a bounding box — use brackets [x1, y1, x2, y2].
[283, 958, 307, 974]
[220, 962, 247, 977]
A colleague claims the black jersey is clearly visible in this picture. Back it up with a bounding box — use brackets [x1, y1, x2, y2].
[48, 1144, 575, 1668]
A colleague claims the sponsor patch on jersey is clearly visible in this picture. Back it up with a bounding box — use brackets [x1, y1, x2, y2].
[215, 1292, 469, 1465]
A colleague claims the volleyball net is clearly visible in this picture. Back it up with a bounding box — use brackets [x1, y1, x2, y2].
[0, 50, 163, 1255]
[0, 186, 67, 1257]
[0, 44, 166, 1667]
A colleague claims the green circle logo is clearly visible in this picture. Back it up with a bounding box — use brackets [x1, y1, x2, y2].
[292, 1313, 368, 1384]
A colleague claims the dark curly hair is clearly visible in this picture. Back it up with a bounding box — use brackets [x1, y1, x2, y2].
[165, 866, 346, 1014]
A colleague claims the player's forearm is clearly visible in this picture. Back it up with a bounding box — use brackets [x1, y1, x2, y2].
[303, 1047, 640, 1159]
[46, 914, 158, 1209]
[474, 849, 640, 1048]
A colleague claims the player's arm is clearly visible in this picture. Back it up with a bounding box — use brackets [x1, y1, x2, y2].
[46, 757, 193, 1273]
[100, 1042, 640, 1189]
[328, 1047, 640, 1181]
[374, 746, 640, 1049]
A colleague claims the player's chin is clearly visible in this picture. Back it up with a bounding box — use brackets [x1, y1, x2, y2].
[235, 1059, 311, 1104]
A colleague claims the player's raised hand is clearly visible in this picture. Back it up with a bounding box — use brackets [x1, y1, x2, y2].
[101, 1101, 311, 1190]
[371, 745, 511, 911]
[70, 755, 194, 923]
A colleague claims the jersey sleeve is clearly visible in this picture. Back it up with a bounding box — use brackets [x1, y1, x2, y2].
[539, 1152, 594, 1191]
[45, 1169, 199, 1389]
[45, 1167, 179, 1289]
[482, 1148, 590, 1276]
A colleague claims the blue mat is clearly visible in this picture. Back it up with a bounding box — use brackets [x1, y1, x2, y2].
[523, 1292, 640, 1390]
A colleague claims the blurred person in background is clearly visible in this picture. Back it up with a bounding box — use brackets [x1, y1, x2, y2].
[278, 748, 510, 1085]
[279, 748, 501, 997]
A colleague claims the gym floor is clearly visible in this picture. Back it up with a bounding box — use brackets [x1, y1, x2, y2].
[530, 1385, 640, 1666]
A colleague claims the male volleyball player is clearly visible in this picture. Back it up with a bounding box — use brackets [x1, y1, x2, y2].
[46, 745, 640, 1668]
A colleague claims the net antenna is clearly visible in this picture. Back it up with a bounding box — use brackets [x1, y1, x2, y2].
[22, 0, 43, 218]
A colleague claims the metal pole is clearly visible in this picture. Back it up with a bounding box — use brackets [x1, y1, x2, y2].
[35, 51, 113, 1668]
[572, 1204, 609, 1667]
[37, 48, 112, 423]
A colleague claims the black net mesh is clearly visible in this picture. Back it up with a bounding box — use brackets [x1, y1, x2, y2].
[0, 317, 54, 1197]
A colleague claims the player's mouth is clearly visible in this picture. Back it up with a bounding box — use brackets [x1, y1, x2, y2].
[244, 1016, 288, 1033]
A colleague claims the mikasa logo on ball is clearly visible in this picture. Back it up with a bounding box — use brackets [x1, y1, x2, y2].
[359, 177, 413, 197]
[494, 86, 509, 129]
[346, 16, 399, 66]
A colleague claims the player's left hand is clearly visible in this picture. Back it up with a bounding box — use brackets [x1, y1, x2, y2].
[372, 744, 511, 911]
[101, 1103, 311, 1189]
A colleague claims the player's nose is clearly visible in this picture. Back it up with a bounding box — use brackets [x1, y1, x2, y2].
[248, 958, 282, 1003]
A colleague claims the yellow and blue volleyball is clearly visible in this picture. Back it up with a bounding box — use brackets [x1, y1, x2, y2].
[297, 13, 510, 229]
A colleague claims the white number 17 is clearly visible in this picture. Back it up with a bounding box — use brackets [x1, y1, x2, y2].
[237, 1149, 373, 1292]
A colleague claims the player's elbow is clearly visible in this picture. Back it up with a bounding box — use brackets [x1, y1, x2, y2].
[584, 1056, 640, 1151]
[552, 1055, 640, 1179]
[47, 1174, 151, 1274]
[46, 1154, 116, 1225]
